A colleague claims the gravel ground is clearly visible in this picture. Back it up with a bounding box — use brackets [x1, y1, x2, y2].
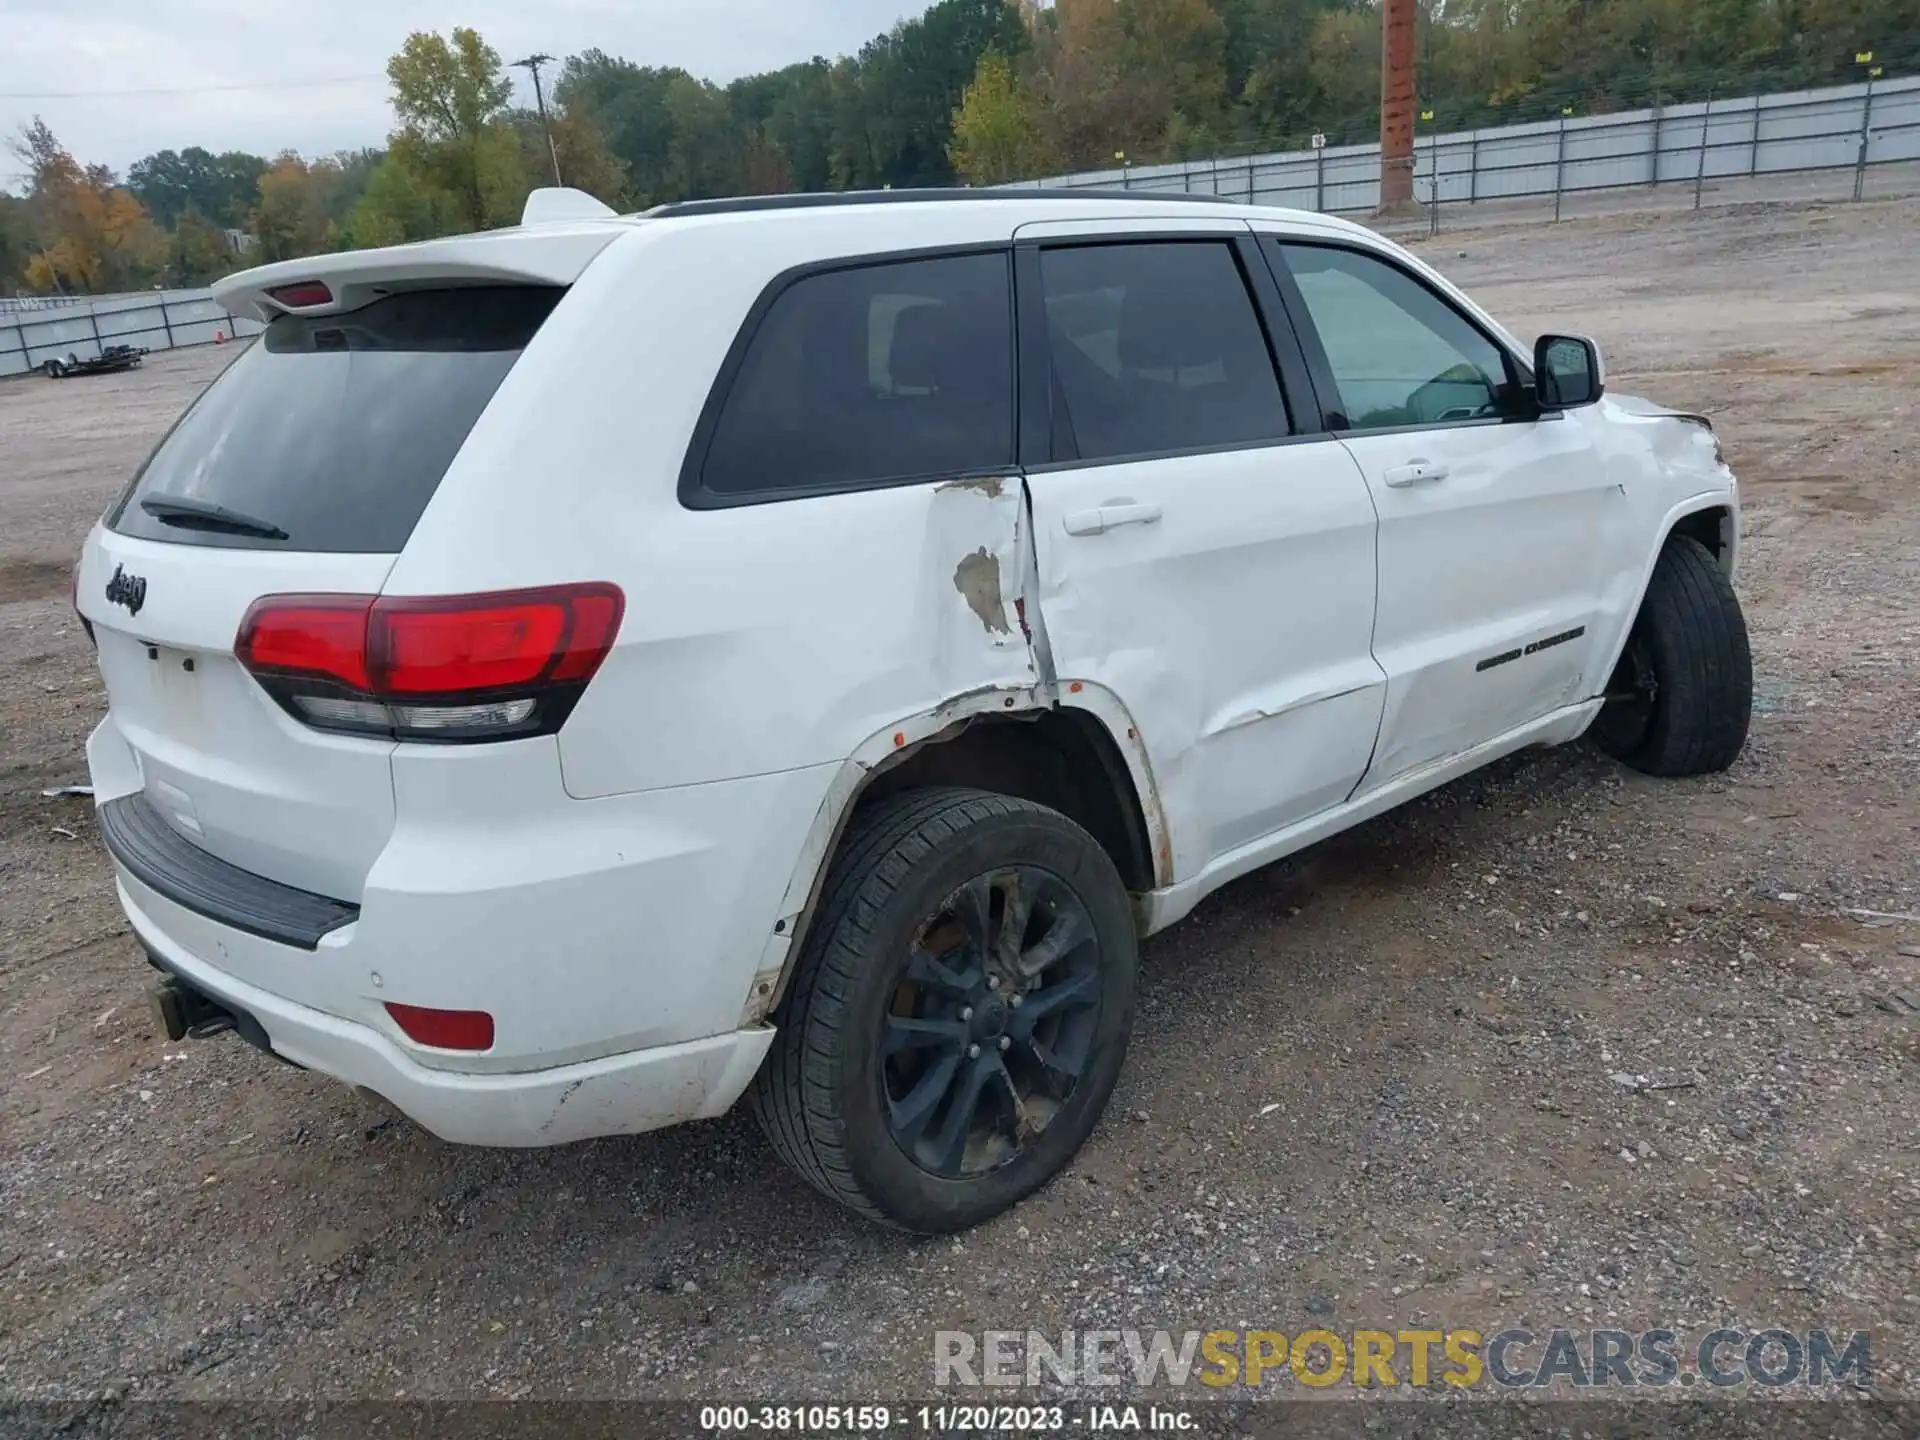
[1, 193, 1916, 1428]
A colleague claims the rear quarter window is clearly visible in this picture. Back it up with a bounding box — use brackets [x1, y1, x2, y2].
[689, 251, 1015, 505]
[111, 286, 561, 553]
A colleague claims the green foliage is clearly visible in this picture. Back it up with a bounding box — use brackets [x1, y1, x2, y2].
[385, 27, 527, 230]
[339, 154, 457, 249]
[127, 148, 266, 229]
[0, 191, 32, 294]
[14, 0, 1920, 291]
[167, 210, 237, 286]
[559, 0, 1026, 204]
[952, 51, 1052, 183]
[509, 107, 632, 206]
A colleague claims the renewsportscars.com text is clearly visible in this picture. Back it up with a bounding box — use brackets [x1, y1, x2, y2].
[934, 1327, 1871, 1390]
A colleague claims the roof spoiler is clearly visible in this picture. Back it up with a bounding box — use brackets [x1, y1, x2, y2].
[211, 224, 625, 323]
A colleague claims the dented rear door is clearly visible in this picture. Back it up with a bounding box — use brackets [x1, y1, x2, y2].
[1012, 222, 1386, 878]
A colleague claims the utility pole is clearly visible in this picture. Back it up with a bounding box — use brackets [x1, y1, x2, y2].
[1378, 0, 1418, 211]
[513, 53, 563, 187]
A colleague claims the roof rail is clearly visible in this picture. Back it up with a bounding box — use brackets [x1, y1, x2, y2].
[640, 187, 1247, 219]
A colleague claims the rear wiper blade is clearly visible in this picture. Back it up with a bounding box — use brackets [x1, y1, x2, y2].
[140, 495, 289, 541]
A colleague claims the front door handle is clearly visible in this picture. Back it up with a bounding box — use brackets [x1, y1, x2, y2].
[1063, 501, 1163, 537]
[1383, 460, 1449, 488]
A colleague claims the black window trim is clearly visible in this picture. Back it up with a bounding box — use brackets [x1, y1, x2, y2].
[1015, 229, 1332, 475]
[1258, 235, 1560, 438]
[677, 241, 1022, 511]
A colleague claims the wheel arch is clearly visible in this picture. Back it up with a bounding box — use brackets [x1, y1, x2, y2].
[740, 686, 1168, 1025]
[1592, 493, 1737, 697]
[1667, 503, 1736, 575]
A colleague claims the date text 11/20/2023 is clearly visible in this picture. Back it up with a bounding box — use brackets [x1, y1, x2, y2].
[698, 1405, 1195, 1433]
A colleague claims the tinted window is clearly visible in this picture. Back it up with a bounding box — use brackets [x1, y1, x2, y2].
[1039, 242, 1288, 463]
[699, 252, 1014, 498]
[113, 287, 561, 553]
[1278, 243, 1517, 431]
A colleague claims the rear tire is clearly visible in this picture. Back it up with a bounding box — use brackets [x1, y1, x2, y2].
[750, 787, 1137, 1233]
[1592, 534, 1752, 776]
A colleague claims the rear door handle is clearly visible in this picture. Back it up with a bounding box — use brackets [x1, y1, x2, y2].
[1063, 501, 1163, 537]
[1383, 460, 1449, 488]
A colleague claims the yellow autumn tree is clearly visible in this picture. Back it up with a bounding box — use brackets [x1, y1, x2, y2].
[250, 153, 341, 261]
[12, 118, 165, 294]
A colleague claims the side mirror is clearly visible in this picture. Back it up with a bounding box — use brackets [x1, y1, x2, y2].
[1534, 334, 1605, 409]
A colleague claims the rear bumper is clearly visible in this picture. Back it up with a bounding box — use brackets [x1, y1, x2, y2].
[86, 711, 839, 1144]
[121, 873, 774, 1146]
[100, 792, 358, 949]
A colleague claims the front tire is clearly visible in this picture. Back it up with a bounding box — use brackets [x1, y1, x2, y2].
[751, 787, 1137, 1232]
[1592, 534, 1752, 776]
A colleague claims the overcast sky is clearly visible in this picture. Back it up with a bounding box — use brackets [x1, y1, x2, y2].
[5, 0, 931, 178]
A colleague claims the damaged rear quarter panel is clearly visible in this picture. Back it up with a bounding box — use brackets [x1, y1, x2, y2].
[559, 473, 1039, 799]
[563, 468, 1046, 1027]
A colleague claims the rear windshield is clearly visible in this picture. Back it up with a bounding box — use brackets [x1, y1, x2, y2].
[111, 286, 561, 553]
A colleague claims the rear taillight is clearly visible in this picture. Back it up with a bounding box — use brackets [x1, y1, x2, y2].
[236, 584, 623, 743]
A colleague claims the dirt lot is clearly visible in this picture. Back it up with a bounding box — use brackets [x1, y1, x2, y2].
[2, 193, 1917, 1422]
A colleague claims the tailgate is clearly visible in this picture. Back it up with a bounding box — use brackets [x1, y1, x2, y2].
[81, 534, 399, 901]
[78, 283, 570, 904]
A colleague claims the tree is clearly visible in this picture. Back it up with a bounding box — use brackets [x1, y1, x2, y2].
[127, 147, 266, 229]
[250, 153, 337, 261]
[558, 0, 1027, 202]
[10, 118, 165, 293]
[317, 149, 385, 226]
[0, 192, 32, 294]
[556, 53, 696, 205]
[509, 107, 631, 207]
[1301, 8, 1381, 131]
[951, 51, 1051, 183]
[339, 154, 455, 248]
[1031, 0, 1232, 168]
[662, 74, 748, 198]
[385, 28, 526, 230]
[168, 211, 236, 286]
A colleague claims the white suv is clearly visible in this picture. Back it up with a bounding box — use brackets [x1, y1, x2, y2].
[77, 188, 1749, 1232]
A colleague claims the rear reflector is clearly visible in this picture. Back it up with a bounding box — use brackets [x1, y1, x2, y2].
[385, 1002, 494, 1052]
[236, 583, 623, 743]
[267, 280, 333, 308]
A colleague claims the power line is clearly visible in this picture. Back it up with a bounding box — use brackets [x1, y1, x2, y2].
[0, 75, 385, 101]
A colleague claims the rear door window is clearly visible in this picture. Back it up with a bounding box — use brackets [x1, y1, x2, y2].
[111, 286, 561, 553]
[693, 251, 1015, 502]
[1038, 241, 1290, 463]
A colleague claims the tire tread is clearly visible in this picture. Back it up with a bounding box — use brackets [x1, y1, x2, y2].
[749, 787, 1053, 1226]
[1606, 533, 1753, 776]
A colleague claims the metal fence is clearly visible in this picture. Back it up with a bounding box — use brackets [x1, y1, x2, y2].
[0, 289, 263, 380]
[1019, 73, 1920, 221]
[6, 72, 1915, 377]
